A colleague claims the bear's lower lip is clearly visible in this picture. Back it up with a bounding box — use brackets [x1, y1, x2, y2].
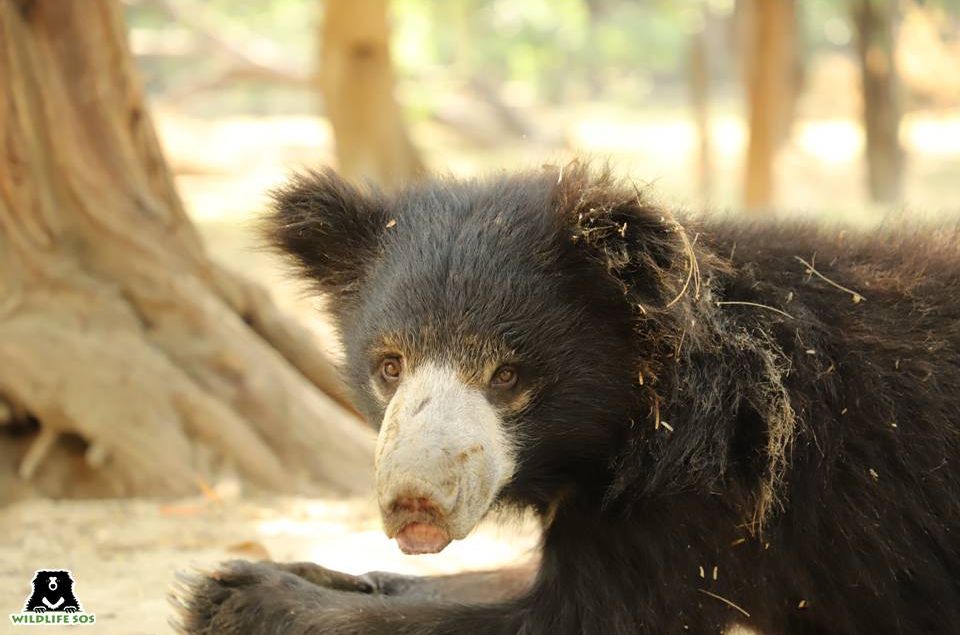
[395, 522, 451, 554]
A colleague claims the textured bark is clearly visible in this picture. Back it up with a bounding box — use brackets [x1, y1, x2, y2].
[0, 0, 374, 501]
[319, 0, 425, 188]
[852, 0, 904, 204]
[740, 0, 796, 212]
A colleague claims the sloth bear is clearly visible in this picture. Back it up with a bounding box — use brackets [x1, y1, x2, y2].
[24, 570, 82, 613]
[177, 164, 960, 635]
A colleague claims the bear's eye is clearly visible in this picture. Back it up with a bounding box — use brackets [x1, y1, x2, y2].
[490, 365, 518, 390]
[380, 356, 403, 383]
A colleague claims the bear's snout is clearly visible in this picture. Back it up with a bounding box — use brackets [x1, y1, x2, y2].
[374, 362, 516, 554]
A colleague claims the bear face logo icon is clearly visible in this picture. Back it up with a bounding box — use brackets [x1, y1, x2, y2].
[23, 570, 82, 614]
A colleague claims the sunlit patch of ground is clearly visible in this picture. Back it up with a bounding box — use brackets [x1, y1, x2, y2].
[0, 497, 539, 634]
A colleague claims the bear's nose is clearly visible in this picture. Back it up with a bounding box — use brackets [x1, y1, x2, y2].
[386, 492, 452, 554]
[391, 495, 443, 516]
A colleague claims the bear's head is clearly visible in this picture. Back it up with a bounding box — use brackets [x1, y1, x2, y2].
[268, 164, 681, 554]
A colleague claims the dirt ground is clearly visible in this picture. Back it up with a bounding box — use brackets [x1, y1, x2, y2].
[0, 496, 539, 633]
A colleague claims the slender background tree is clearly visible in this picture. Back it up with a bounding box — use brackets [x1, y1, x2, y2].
[852, 0, 905, 204]
[319, 0, 425, 187]
[740, 0, 798, 212]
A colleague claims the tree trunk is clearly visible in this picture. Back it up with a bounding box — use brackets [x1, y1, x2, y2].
[689, 14, 712, 206]
[583, 0, 610, 95]
[740, 0, 796, 212]
[0, 0, 374, 501]
[319, 0, 425, 188]
[852, 0, 904, 205]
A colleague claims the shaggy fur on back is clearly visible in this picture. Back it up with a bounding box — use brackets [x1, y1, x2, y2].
[560, 165, 960, 632]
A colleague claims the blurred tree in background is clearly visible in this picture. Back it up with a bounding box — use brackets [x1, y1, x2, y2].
[852, 0, 905, 204]
[740, 0, 799, 212]
[320, 0, 425, 186]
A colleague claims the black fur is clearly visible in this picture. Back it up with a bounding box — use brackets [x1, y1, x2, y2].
[184, 164, 960, 635]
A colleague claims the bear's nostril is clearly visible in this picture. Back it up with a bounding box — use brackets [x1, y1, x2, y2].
[392, 495, 441, 515]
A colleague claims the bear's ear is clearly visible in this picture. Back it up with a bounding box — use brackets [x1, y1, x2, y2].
[266, 169, 389, 296]
[553, 163, 681, 287]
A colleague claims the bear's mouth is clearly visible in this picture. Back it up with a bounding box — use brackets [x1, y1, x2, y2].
[395, 522, 451, 554]
[382, 497, 453, 554]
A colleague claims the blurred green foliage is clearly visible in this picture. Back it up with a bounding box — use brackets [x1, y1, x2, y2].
[393, 0, 707, 101]
[125, 0, 960, 114]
